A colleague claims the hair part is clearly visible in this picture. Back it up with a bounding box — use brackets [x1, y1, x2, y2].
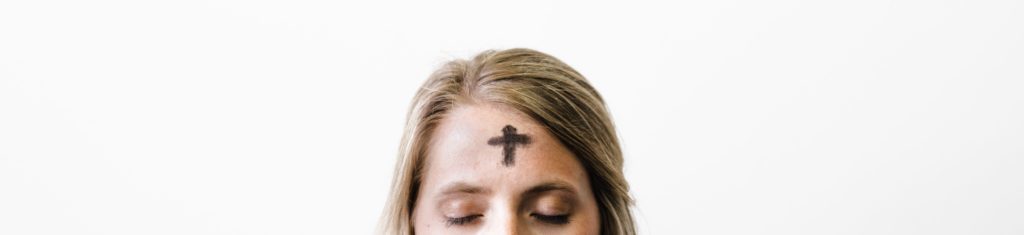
[379, 48, 636, 235]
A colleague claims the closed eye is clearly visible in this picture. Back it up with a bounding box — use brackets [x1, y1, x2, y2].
[444, 214, 482, 227]
[531, 213, 570, 225]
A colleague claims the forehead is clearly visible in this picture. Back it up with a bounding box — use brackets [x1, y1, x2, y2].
[422, 103, 586, 192]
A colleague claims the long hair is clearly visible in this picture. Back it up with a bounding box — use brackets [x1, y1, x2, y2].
[378, 48, 636, 235]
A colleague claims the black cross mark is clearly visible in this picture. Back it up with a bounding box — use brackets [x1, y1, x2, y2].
[487, 125, 532, 167]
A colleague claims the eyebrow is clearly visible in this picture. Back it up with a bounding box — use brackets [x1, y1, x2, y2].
[523, 181, 578, 197]
[437, 181, 578, 197]
[439, 182, 490, 195]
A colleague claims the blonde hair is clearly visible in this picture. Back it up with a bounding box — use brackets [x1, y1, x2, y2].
[379, 48, 636, 235]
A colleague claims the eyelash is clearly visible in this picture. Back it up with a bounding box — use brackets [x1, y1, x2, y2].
[445, 215, 481, 226]
[444, 214, 571, 226]
[532, 213, 570, 225]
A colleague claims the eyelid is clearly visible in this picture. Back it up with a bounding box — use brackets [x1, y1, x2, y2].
[438, 196, 485, 217]
[531, 192, 575, 215]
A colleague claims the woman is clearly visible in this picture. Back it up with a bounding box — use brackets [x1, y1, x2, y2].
[379, 48, 636, 235]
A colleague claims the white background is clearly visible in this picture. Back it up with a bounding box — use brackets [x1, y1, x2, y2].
[2, 0, 1022, 234]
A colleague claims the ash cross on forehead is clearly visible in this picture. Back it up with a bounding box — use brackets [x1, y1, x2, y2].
[487, 125, 532, 167]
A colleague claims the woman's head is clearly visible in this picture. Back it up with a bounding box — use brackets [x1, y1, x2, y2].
[380, 48, 635, 235]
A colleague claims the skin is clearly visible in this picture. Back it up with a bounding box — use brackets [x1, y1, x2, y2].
[411, 103, 601, 235]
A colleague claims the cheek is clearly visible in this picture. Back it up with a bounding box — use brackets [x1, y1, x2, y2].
[411, 198, 435, 233]
[410, 204, 422, 231]
[411, 210, 439, 234]
[578, 197, 602, 234]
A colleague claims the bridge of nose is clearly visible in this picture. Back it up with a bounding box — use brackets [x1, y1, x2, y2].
[479, 203, 533, 235]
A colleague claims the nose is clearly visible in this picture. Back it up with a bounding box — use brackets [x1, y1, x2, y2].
[497, 218, 524, 235]
[484, 210, 527, 235]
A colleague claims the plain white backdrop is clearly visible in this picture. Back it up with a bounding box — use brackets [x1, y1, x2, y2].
[2, 0, 1022, 234]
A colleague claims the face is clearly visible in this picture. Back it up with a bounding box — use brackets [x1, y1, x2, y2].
[411, 103, 601, 235]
